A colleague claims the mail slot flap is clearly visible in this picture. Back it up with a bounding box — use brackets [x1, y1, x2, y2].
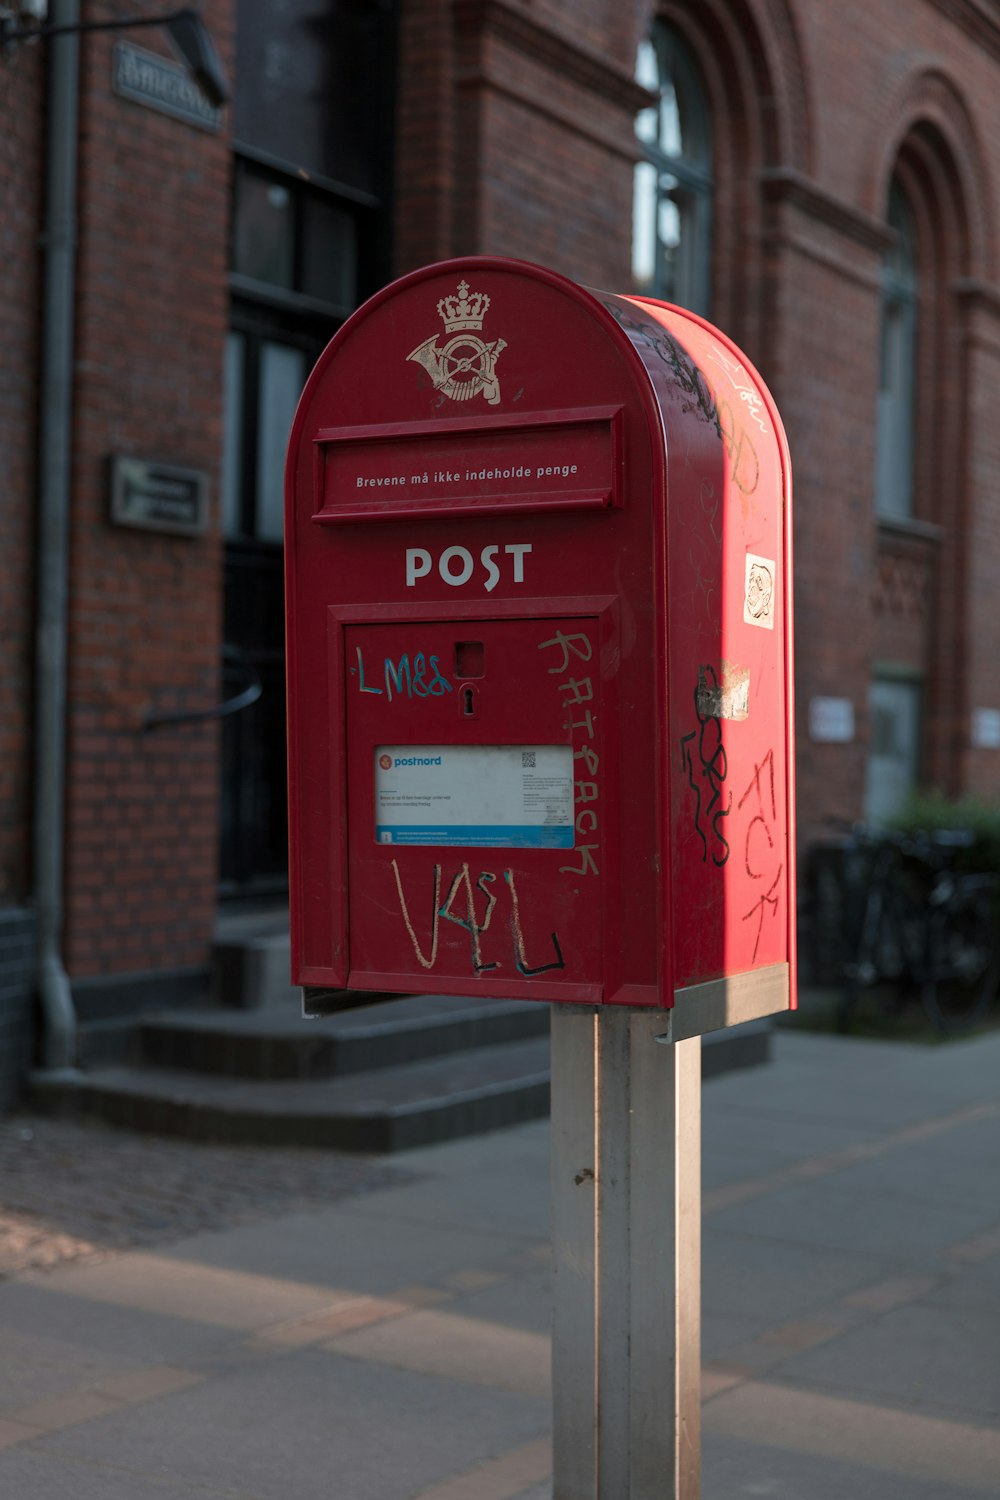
[311, 406, 622, 524]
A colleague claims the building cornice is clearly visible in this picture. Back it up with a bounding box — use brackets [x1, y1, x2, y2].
[453, 0, 653, 115]
[927, 0, 1000, 62]
[761, 168, 893, 254]
[954, 278, 1000, 320]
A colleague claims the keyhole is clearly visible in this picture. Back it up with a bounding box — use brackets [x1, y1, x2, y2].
[462, 686, 476, 716]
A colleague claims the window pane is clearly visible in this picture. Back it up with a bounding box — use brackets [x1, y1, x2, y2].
[875, 178, 917, 519]
[658, 77, 682, 157]
[657, 189, 682, 300]
[635, 38, 658, 92]
[876, 301, 915, 517]
[221, 332, 245, 538]
[632, 161, 658, 291]
[233, 165, 294, 289]
[256, 343, 306, 543]
[865, 678, 921, 824]
[673, 55, 711, 166]
[301, 197, 358, 307]
[676, 187, 712, 318]
[633, 23, 712, 312]
[635, 39, 658, 143]
[887, 181, 917, 286]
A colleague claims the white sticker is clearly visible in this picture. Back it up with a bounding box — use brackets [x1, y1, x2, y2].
[375, 745, 574, 848]
[809, 697, 855, 744]
[972, 709, 1000, 750]
[744, 553, 776, 630]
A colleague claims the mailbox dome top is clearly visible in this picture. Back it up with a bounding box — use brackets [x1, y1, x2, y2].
[289, 255, 787, 493]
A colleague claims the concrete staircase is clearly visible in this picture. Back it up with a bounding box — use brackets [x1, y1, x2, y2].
[32, 915, 771, 1151]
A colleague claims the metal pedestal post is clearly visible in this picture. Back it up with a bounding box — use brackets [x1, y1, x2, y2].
[551, 1007, 701, 1500]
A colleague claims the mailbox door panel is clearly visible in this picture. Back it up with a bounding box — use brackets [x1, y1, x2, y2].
[344, 615, 607, 1000]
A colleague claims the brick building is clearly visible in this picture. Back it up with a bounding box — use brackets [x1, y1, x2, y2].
[1, 0, 998, 1098]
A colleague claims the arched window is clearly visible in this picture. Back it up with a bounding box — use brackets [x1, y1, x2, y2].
[632, 25, 713, 315]
[867, 178, 923, 823]
[874, 180, 918, 519]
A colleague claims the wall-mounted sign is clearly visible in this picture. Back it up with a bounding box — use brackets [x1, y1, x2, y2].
[110, 456, 210, 537]
[809, 696, 855, 744]
[113, 41, 223, 133]
[374, 744, 574, 848]
[971, 708, 1000, 750]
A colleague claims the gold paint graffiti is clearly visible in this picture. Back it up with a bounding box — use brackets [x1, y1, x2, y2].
[390, 859, 564, 977]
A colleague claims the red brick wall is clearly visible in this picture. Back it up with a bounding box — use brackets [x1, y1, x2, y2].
[958, 302, 1000, 798]
[394, 0, 1000, 851]
[61, 1, 234, 977]
[0, 51, 45, 905]
[3, 0, 1000, 994]
[394, 0, 457, 269]
[766, 196, 885, 840]
[752, 0, 1000, 837]
[396, 0, 647, 288]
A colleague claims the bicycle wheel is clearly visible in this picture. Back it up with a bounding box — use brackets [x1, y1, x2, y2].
[922, 897, 1000, 1032]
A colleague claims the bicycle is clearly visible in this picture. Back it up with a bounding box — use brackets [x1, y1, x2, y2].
[834, 823, 1000, 1034]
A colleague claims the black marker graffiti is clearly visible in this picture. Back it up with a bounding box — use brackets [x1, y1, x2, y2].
[679, 666, 731, 867]
[504, 869, 565, 976]
[599, 298, 721, 435]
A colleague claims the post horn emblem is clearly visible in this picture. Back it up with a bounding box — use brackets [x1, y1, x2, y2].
[407, 280, 507, 406]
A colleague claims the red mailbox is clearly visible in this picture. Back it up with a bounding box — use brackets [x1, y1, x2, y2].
[285, 257, 794, 1032]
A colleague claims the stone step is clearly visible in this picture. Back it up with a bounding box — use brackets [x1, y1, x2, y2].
[138, 993, 551, 1080]
[31, 1036, 553, 1153]
[40, 1021, 769, 1153]
[212, 920, 297, 1010]
[74, 988, 390, 1070]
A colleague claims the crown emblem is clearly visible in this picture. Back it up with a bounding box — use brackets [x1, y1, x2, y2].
[407, 276, 507, 406]
[437, 280, 490, 333]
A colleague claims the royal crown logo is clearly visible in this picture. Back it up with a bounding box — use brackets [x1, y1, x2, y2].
[407, 279, 507, 405]
[437, 281, 489, 332]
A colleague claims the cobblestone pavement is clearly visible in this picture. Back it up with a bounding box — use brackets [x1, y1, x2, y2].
[0, 1113, 414, 1279]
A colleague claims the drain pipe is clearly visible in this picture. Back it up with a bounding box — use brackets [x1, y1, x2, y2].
[33, 0, 80, 1075]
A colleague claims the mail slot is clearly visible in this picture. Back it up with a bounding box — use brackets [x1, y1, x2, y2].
[285, 257, 795, 1030]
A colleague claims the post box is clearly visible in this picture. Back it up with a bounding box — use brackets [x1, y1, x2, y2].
[285, 257, 795, 1033]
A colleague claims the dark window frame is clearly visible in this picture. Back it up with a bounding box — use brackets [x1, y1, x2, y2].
[875, 179, 919, 522]
[632, 23, 714, 315]
[231, 150, 381, 320]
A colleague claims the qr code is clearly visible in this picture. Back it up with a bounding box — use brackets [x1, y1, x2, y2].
[522, 751, 537, 768]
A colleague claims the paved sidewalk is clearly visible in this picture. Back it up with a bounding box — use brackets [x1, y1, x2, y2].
[1, 1025, 999, 1497]
[0, 1117, 412, 1277]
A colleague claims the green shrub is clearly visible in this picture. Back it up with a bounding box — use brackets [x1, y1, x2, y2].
[890, 791, 1000, 874]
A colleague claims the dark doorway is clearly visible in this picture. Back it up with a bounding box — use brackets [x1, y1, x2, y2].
[220, 295, 333, 898]
[220, 156, 372, 897]
[221, 0, 396, 900]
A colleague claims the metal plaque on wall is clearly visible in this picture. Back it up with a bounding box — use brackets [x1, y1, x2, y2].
[113, 41, 224, 133]
[109, 456, 210, 537]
